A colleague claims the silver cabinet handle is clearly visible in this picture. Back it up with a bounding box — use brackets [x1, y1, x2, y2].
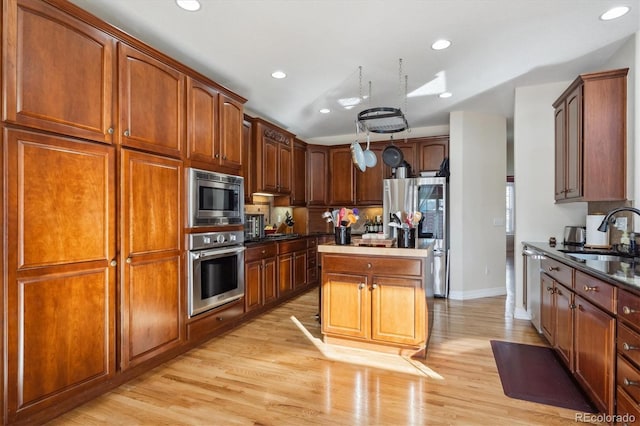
[624, 378, 640, 386]
[548, 266, 559, 272]
[358, 283, 365, 290]
[367, 263, 372, 269]
[372, 284, 378, 290]
[583, 285, 598, 292]
[215, 153, 220, 159]
[623, 343, 639, 351]
[110, 260, 117, 267]
[126, 257, 132, 264]
[623, 306, 638, 315]
[107, 127, 114, 135]
[123, 129, 130, 137]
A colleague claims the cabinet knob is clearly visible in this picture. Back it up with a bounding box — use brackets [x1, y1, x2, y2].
[371, 284, 378, 290]
[623, 342, 639, 351]
[624, 378, 640, 387]
[367, 263, 372, 269]
[126, 257, 132, 264]
[123, 129, 130, 137]
[110, 260, 117, 267]
[623, 306, 637, 315]
[215, 153, 220, 158]
[546, 286, 554, 292]
[358, 283, 366, 290]
[261, 250, 266, 254]
[569, 303, 577, 310]
[583, 285, 598, 292]
[107, 127, 114, 135]
[548, 266, 559, 272]
[217, 316, 224, 322]
[223, 155, 227, 160]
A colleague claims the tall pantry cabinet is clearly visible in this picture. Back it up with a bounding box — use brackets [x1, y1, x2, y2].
[0, 0, 248, 423]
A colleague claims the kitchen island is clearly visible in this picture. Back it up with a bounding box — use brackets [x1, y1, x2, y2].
[318, 241, 434, 358]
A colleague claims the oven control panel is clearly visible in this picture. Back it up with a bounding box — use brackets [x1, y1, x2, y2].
[189, 230, 244, 250]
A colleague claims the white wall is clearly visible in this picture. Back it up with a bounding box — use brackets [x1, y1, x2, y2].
[449, 111, 507, 299]
[512, 82, 588, 319]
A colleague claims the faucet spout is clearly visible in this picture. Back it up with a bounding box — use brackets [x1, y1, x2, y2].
[598, 207, 640, 232]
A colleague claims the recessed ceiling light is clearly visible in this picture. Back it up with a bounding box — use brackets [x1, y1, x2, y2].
[271, 71, 287, 79]
[439, 92, 452, 99]
[176, 0, 201, 12]
[319, 108, 330, 114]
[431, 39, 452, 50]
[600, 6, 630, 20]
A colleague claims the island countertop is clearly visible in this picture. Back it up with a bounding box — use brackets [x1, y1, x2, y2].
[318, 240, 434, 257]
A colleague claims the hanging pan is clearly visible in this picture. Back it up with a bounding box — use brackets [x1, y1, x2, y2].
[351, 141, 366, 172]
[382, 144, 404, 168]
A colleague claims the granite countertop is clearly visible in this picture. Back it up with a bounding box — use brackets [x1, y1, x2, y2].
[318, 240, 434, 258]
[524, 241, 640, 291]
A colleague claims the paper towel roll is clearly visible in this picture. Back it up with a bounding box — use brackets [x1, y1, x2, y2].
[585, 214, 609, 248]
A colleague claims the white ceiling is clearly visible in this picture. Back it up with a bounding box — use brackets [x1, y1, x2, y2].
[69, 0, 640, 144]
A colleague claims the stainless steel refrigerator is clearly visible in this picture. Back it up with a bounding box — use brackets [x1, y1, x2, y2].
[383, 176, 449, 297]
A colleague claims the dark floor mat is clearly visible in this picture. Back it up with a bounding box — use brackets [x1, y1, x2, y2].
[490, 340, 597, 412]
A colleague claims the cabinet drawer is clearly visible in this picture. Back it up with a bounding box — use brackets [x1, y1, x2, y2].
[307, 249, 317, 268]
[187, 299, 245, 341]
[245, 243, 277, 262]
[619, 289, 640, 326]
[617, 355, 640, 404]
[618, 323, 640, 368]
[323, 255, 423, 277]
[541, 258, 573, 287]
[575, 270, 616, 313]
[278, 239, 307, 254]
[617, 386, 640, 421]
[307, 237, 318, 249]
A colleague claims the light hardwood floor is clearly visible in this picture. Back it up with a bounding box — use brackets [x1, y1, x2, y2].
[48, 288, 595, 425]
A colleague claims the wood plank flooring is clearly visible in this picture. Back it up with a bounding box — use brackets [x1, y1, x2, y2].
[47, 289, 598, 425]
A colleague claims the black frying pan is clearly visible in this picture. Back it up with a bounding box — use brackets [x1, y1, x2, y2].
[382, 145, 404, 168]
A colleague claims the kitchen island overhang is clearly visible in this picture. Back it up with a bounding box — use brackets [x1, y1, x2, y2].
[318, 241, 435, 358]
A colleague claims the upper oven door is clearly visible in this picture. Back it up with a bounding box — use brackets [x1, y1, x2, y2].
[188, 169, 244, 227]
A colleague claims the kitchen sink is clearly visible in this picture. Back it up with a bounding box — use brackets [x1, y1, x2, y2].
[566, 253, 628, 262]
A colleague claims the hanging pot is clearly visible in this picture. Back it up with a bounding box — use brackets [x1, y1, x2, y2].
[363, 134, 377, 168]
[350, 141, 366, 172]
[382, 145, 404, 168]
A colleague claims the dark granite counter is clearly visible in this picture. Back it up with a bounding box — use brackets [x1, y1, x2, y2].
[524, 241, 640, 293]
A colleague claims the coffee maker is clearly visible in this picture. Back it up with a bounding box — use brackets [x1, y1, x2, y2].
[244, 214, 265, 240]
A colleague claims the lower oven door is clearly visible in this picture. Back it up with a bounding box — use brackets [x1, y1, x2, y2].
[188, 245, 245, 317]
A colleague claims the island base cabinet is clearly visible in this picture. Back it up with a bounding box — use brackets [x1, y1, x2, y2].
[321, 254, 427, 356]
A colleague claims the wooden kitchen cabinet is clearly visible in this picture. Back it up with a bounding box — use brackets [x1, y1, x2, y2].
[186, 78, 244, 172]
[553, 68, 628, 202]
[322, 254, 426, 352]
[329, 146, 355, 205]
[291, 139, 308, 206]
[417, 136, 449, 172]
[540, 273, 556, 345]
[5, 129, 116, 423]
[616, 289, 640, 418]
[307, 237, 319, 284]
[307, 145, 329, 205]
[118, 43, 185, 159]
[120, 149, 184, 370]
[355, 145, 385, 205]
[277, 239, 307, 297]
[252, 118, 293, 195]
[244, 243, 278, 313]
[3, 0, 117, 144]
[554, 282, 574, 371]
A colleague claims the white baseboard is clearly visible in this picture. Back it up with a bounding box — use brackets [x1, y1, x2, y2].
[448, 286, 507, 300]
[513, 306, 531, 320]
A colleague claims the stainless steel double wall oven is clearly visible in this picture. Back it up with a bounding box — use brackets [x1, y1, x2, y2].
[187, 168, 245, 317]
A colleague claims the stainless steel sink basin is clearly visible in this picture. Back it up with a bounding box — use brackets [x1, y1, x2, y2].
[566, 253, 627, 262]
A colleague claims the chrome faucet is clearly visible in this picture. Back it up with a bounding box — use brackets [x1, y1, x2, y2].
[597, 207, 640, 232]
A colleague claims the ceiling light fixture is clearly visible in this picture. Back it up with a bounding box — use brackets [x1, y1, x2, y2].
[176, 0, 201, 12]
[431, 39, 451, 50]
[600, 6, 630, 20]
[439, 92, 452, 98]
[271, 71, 287, 79]
[319, 108, 330, 114]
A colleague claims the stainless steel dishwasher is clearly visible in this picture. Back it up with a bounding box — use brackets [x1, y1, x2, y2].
[522, 244, 545, 333]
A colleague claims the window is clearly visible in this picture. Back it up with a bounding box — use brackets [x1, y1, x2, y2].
[506, 180, 515, 235]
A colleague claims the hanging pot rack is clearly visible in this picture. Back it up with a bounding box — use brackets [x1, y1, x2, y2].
[357, 107, 408, 134]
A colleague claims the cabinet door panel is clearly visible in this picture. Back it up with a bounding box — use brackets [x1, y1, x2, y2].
[220, 95, 243, 169]
[244, 259, 262, 312]
[4, 0, 115, 143]
[307, 146, 328, 205]
[278, 253, 293, 296]
[293, 251, 307, 289]
[554, 104, 567, 200]
[119, 44, 184, 158]
[122, 150, 181, 255]
[371, 277, 424, 345]
[322, 273, 368, 339]
[279, 143, 292, 194]
[264, 257, 278, 304]
[187, 78, 218, 162]
[555, 283, 574, 371]
[418, 139, 448, 172]
[356, 146, 384, 205]
[575, 295, 615, 414]
[10, 132, 114, 269]
[540, 274, 555, 345]
[565, 87, 582, 199]
[329, 147, 355, 205]
[263, 139, 279, 192]
[124, 256, 181, 364]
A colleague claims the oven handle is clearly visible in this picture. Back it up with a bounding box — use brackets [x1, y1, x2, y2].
[191, 246, 245, 260]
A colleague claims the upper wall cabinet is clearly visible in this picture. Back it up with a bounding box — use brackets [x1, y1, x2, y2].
[328, 146, 355, 206]
[417, 136, 449, 172]
[291, 139, 308, 206]
[307, 145, 329, 206]
[2, 0, 116, 144]
[118, 43, 185, 159]
[553, 68, 628, 202]
[252, 118, 293, 195]
[186, 77, 243, 172]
